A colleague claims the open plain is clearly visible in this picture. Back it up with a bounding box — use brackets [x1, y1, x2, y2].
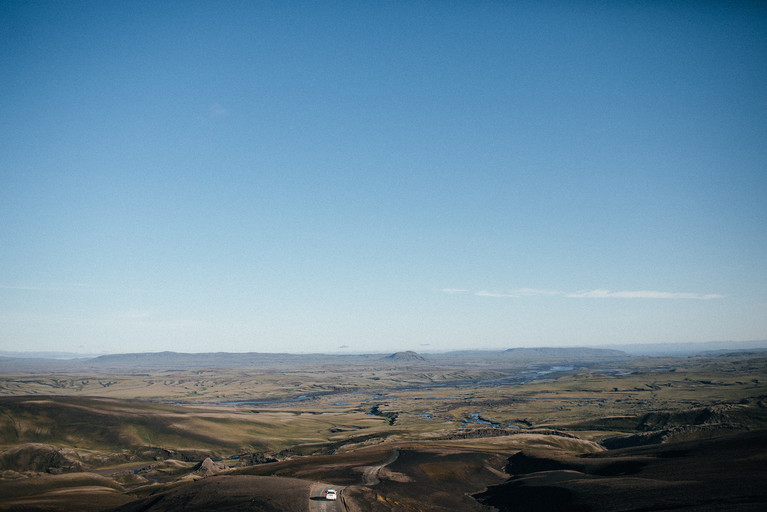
[1, 347, 767, 511]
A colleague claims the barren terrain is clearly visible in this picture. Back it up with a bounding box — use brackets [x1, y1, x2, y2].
[1, 348, 766, 511]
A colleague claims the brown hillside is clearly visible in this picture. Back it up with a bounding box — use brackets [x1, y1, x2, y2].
[475, 429, 767, 511]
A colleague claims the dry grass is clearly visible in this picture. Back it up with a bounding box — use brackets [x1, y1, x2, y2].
[0, 353, 765, 510]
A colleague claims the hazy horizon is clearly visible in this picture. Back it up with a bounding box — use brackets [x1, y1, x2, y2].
[2, 339, 767, 360]
[2, 2, 766, 354]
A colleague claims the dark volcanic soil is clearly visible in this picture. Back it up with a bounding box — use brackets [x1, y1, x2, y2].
[343, 447, 508, 511]
[475, 429, 767, 512]
[106, 475, 310, 512]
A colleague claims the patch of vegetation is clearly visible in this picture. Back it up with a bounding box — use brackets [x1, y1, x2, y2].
[368, 405, 399, 425]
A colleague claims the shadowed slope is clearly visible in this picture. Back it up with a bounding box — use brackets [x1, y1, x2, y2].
[475, 429, 767, 511]
[106, 475, 310, 512]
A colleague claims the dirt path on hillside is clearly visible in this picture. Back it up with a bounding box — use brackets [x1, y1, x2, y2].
[362, 448, 400, 486]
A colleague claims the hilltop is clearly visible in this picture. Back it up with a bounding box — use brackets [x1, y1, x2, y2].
[383, 351, 426, 362]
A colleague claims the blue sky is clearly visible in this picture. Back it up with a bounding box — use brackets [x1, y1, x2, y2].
[1, 1, 766, 354]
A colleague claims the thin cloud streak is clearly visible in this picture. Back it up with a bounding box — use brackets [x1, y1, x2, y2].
[444, 288, 724, 300]
[513, 288, 562, 297]
[475, 290, 519, 298]
[566, 289, 725, 300]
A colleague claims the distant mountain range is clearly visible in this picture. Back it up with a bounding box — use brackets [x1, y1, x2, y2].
[502, 346, 630, 361]
[597, 340, 767, 356]
[1, 341, 765, 372]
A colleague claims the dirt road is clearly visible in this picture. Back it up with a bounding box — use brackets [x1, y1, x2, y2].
[362, 447, 400, 486]
[308, 482, 346, 512]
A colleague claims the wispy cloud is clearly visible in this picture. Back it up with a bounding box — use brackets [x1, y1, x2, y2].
[443, 287, 724, 300]
[440, 288, 468, 294]
[511, 288, 562, 297]
[443, 288, 561, 298]
[475, 290, 520, 298]
[566, 289, 725, 300]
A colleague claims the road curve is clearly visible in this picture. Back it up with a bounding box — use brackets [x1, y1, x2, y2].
[307, 448, 399, 510]
[362, 448, 400, 486]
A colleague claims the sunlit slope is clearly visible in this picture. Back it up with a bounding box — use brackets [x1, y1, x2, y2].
[0, 396, 388, 456]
